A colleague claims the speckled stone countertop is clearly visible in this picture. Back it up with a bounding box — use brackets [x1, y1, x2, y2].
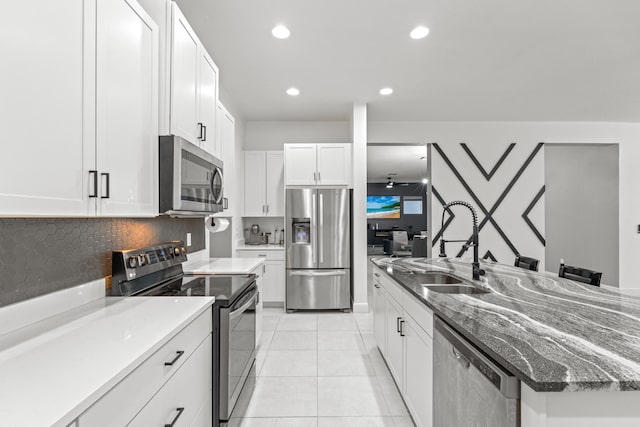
[372, 257, 640, 392]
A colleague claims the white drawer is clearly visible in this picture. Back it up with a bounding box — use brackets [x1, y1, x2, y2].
[79, 308, 212, 426]
[377, 269, 404, 305]
[402, 290, 433, 338]
[128, 334, 212, 427]
[237, 249, 285, 261]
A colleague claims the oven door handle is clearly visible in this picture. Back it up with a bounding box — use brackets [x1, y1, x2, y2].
[230, 292, 257, 320]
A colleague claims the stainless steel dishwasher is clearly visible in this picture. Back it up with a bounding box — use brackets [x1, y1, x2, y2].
[434, 317, 520, 427]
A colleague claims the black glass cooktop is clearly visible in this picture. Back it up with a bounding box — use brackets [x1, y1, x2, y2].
[139, 274, 255, 307]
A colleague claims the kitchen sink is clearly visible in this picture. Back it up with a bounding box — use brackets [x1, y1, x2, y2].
[412, 272, 463, 285]
[423, 284, 490, 294]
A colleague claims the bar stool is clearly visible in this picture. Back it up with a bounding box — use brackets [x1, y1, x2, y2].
[558, 260, 602, 287]
[514, 255, 539, 272]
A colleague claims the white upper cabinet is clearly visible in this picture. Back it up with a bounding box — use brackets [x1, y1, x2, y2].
[96, 0, 159, 216]
[0, 0, 158, 217]
[265, 152, 285, 216]
[214, 102, 235, 216]
[168, 3, 219, 152]
[243, 151, 284, 217]
[169, 4, 199, 143]
[283, 144, 317, 186]
[0, 0, 92, 216]
[197, 50, 219, 157]
[284, 143, 352, 187]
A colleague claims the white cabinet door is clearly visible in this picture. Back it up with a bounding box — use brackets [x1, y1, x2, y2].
[317, 144, 351, 186]
[96, 0, 158, 217]
[284, 144, 317, 186]
[0, 0, 94, 216]
[264, 260, 285, 303]
[244, 152, 267, 216]
[216, 103, 235, 216]
[197, 50, 218, 156]
[403, 315, 433, 427]
[373, 282, 387, 355]
[170, 3, 199, 144]
[265, 152, 284, 216]
[385, 296, 404, 390]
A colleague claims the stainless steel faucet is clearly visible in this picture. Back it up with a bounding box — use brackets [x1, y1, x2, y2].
[438, 200, 486, 280]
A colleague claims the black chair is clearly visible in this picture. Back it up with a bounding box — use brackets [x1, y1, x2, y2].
[558, 262, 602, 287]
[514, 255, 539, 272]
[411, 236, 429, 258]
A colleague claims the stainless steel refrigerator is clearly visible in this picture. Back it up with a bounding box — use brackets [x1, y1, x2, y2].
[286, 188, 351, 311]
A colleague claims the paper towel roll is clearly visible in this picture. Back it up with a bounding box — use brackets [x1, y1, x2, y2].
[205, 217, 229, 233]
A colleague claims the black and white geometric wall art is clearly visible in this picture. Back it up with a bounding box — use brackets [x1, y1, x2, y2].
[430, 141, 545, 270]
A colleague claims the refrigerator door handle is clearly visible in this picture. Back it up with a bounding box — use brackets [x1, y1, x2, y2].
[312, 192, 317, 265]
[319, 193, 324, 265]
[289, 270, 347, 277]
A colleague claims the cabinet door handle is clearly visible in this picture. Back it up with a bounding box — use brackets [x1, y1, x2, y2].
[266, 204, 269, 214]
[318, 172, 321, 182]
[203, 125, 207, 142]
[164, 350, 185, 366]
[396, 317, 402, 333]
[100, 173, 110, 199]
[313, 172, 317, 182]
[400, 320, 405, 337]
[89, 170, 98, 198]
[374, 273, 380, 277]
[258, 254, 267, 257]
[262, 205, 265, 213]
[198, 122, 204, 140]
[164, 407, 185, 427]
[374, 284, 380, 289]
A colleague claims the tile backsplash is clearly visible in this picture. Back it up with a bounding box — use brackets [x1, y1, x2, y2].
[0, 217, 205, 308]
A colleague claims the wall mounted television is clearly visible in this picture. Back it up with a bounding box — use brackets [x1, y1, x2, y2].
[367, 195, 401, 219]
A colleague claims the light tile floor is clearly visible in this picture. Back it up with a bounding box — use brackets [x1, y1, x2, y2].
[230, 308, 415, 427]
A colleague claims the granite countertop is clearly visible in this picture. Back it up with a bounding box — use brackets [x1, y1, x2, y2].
[372, 257, 640, 392]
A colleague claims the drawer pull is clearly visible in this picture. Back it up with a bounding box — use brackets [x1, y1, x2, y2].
[164, 350, 185, 366]
[258, 254, 267, 257]
[165, 407, 184, 427]
[374, 273, 380, 277]
[374, 284, 380, 289]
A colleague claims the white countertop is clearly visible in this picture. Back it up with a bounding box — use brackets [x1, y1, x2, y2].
[236, 244, 284, 251]
[0, 296, 214, 426]
[183, 257, 264, 274]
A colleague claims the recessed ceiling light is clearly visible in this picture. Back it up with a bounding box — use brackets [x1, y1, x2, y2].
[410, 26, 430, 40]
[286, 87, 300, 96]
[272, 25, 290, 39]
[422, 178, 429, 184]
[379, 87, 393, 96]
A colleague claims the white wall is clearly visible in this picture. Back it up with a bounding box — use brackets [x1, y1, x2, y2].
[245, 121, 350, 150]
[369, 121, 640, 290]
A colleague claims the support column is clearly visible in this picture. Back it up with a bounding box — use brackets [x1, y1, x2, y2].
[352, 103, 368, 313]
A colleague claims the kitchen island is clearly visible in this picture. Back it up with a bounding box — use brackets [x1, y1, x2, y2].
[372, 257, 640, 427]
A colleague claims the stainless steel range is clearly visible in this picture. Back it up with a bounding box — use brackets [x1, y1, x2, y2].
[111, 241, 257, 426]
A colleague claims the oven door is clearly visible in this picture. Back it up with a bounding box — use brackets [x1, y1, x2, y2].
[219, 283, 257, 421]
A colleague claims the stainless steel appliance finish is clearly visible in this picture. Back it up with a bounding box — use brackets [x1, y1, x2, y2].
[159, 135, 224, 216]
[218, 283, 258, 422]
[285, 188, 351, 311]
[434, 317, 520, 427]
[111, 242, 257, 427]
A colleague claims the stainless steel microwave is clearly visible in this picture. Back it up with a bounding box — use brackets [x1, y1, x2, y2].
[159, 135, 224, 216]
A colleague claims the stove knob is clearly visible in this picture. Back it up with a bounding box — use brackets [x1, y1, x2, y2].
[180, 246, 187, 255]
[174, 247, 181, 257]
[127, 256, 138, 268]
[138, 254, 147, 266]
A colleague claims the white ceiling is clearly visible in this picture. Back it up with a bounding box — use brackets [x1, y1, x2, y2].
[176, 0, 640, 122]
[367, 145, 427, 183]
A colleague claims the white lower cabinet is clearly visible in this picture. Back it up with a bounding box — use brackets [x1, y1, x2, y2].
[237, 250, 286, 305]
[128, 335, 211, 427]
[373, 265, 433, 427]
[78, 308, 212, 427]
[249, 263, 265, 347]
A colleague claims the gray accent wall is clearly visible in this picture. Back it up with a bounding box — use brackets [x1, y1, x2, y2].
[367, 183, 428, 233]
[0, 217, 205, 307]
[545, 144, 619, 286]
